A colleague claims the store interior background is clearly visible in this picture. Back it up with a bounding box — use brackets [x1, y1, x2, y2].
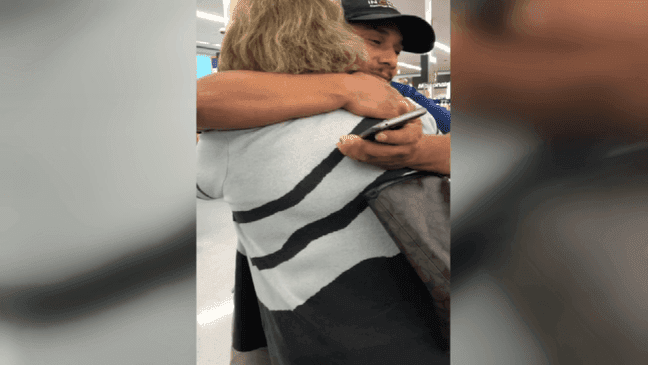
[196, 1, 450, 365]
[196, 0, 450, 104]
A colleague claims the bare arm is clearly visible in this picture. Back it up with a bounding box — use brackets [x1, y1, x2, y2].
[197, 71, 410, 131]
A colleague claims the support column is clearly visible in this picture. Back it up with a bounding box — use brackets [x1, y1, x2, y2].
[413, 0, 433, 90]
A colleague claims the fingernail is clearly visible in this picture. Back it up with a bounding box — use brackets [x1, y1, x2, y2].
[375, 132, 387, 142]
[339, 135, 355, 145]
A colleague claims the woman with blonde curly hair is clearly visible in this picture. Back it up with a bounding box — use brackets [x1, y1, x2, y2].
[218, 0, 367, 75]
[197, 0, 447, 363]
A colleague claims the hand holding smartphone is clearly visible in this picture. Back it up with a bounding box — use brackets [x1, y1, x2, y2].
[358, 108, 427, 141]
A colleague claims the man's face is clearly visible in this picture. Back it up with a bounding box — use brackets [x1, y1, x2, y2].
[350, 23, 404, 83]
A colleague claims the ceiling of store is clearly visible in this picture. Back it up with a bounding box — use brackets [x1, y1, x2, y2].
[196, 0, 450, 79]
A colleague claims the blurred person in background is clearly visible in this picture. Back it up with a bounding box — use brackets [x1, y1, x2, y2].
[451, 0, 648, 364]
[197, 0, 448, 363]
[197, 0, 451, 176]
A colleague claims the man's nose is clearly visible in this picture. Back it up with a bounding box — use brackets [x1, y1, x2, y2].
[378, 50, 398, 69]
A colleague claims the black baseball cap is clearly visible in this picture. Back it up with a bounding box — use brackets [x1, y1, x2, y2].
[342, 0, 436, 54]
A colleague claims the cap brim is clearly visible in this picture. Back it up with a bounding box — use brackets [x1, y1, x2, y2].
[347, 14, 435, 54]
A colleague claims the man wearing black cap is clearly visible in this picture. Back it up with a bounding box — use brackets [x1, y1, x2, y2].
[343, 0, 435, 53]
[197, 0, 450, 175]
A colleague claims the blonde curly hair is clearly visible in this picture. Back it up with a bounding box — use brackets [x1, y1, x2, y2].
[219, 0, 368, 74]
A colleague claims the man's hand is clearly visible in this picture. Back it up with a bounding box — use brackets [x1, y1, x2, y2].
[336, 122, 451, 175]
[341, 72, 412, 120]
[336, 120, 423, 170]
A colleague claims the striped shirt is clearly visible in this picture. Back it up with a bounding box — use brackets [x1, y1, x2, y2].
[197, 107, 448, 364]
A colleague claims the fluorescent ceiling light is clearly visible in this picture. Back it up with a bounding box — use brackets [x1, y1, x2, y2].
[197, 10, 227, 23]
[397, 62, 421, 71]
[434, 42, 450, 53]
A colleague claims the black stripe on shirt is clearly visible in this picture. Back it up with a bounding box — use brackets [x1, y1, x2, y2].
[232, 117, 382, 224]
[250, 169, 414, 270]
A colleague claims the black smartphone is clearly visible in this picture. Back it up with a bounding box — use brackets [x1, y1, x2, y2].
[358, 108, 427, 141]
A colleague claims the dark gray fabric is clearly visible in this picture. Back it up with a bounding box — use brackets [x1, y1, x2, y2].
[230, 252, 449, 364]
[257, 254, 449, 364]
[364, 172, 451, 341]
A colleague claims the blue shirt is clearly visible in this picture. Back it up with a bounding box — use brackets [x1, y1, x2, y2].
[391, 81, 451, 133]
